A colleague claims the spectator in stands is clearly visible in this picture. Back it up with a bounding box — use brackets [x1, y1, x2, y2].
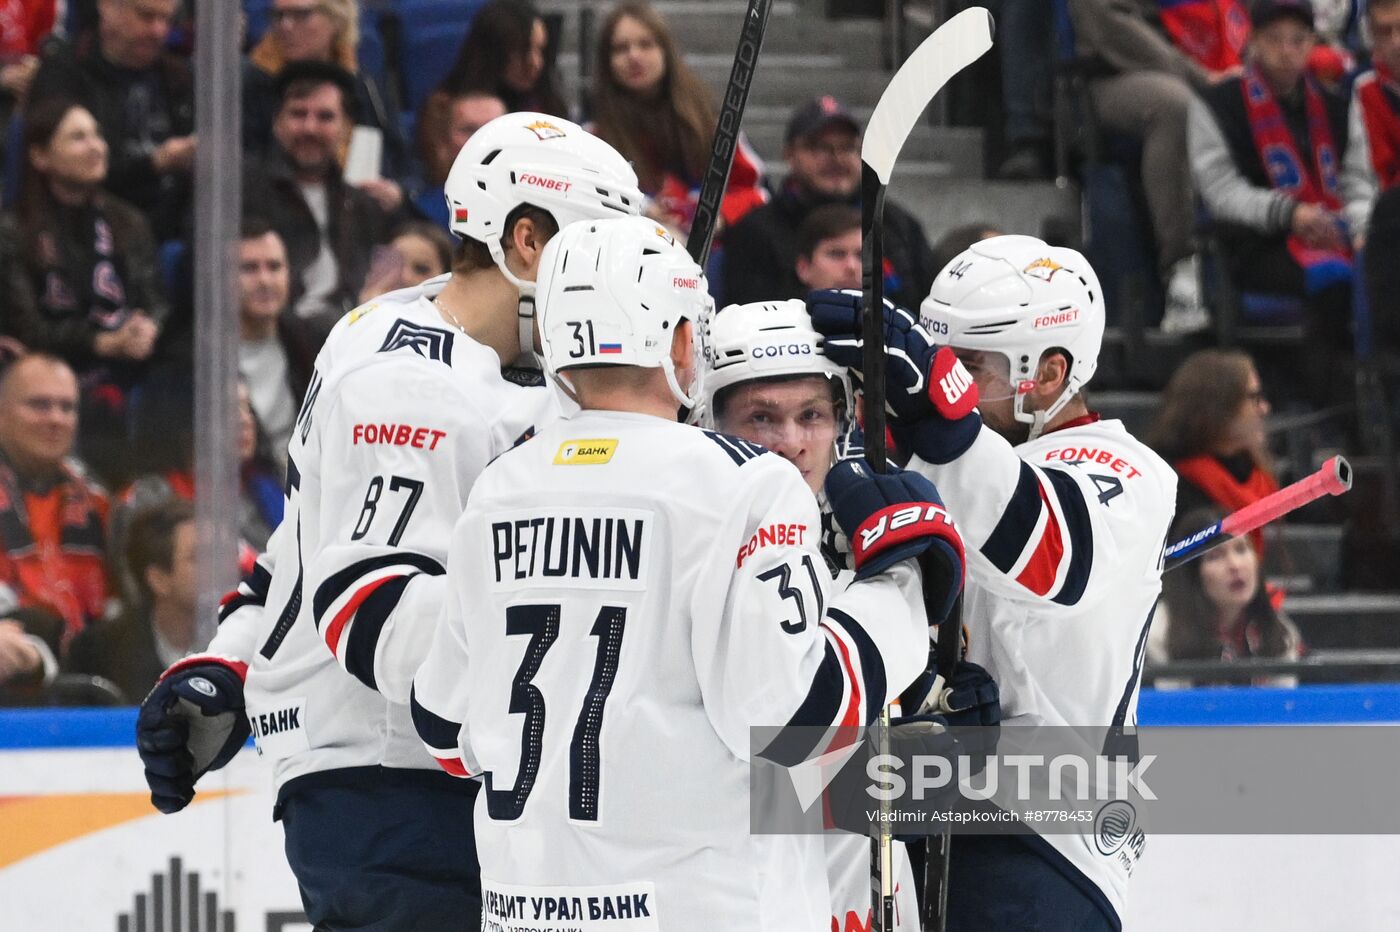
[987, 0, 1055, 179]
[0, 0, 54, 121]
[66, 498, 195, 702]
[438, 0, 567, 117]
[28, 0, 194, 241]
[1352, 0, 1400, 192]
[588, 1, 766, 238]
[111, 376, 278, 613]
[1149, 506, 1302, 686]
[0, 354, 109, 647]
[930, 222, 1002, 277]
[794, 204, 861, 292]
[1188, 0, 1373, 404]
[237, 218, 315, 463]
[384, 219, 454, 289]
[1365, 186, 1400, 350]
[1067, 0, 1211, 332]
[244, 61, 403, 336]
[413, 89, 506, 228]
[0, 606, 60, 705]
[1, 97, 167, 483]
[724, 96, 935, 310]
[244, 0, 406, 187]
[1148, 348, 1279, 555]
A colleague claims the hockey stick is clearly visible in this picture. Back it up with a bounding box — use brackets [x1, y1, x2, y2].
[1163, 455, 1353, 572]
[857, 9, 995, 932]
[686, 0, 773, 267]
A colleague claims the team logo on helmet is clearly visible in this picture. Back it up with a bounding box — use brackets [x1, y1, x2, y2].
[525, 120, 566, 141]
[1023, 257, 1064, 282]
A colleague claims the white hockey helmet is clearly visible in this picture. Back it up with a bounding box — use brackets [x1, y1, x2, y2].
[444, 112, 644, 353]
[536, 216, 713, 408]
[919, 234, 1104, 440]
[700, 299, 854, 437]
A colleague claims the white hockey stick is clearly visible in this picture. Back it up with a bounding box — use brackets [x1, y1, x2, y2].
[858, 10, 994, 932]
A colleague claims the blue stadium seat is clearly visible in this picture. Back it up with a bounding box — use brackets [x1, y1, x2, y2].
[397, 21, 471, 113]
[244, 0, 272, 44]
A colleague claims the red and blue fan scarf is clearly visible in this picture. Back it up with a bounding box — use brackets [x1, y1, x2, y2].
[1356, 62, 1400, 191]
[1241, 66, 1352, 293]
[1158, 0, 1250, 71]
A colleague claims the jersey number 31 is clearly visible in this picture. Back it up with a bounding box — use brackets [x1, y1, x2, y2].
[487, 603, 627, 823]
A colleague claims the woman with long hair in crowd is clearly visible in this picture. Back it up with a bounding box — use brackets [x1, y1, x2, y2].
[588, 0, 766, 237]
[244, 0, 405, 185]
[438, 0, 567, 116]
[1148, 348, 1278, 555]
[0, 97, 167, 484]
[1148, 507, 1303, 687]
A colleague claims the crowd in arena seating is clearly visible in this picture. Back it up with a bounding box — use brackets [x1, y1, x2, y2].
[2, 0, 1397, 704]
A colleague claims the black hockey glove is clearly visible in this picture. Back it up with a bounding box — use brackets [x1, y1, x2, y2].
[807, 289, 982, 463]
[136, 657, 250, 814]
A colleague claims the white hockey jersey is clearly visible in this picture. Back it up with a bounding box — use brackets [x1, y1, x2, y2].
[912, 415, 1176, 922]
[412, 411, 933, 932]
[206, 275, 558, 798]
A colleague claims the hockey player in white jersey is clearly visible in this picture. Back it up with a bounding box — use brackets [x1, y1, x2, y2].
[135, 113, 644, 930]
[702, 299, 1001, 932]
[809, 234, 1177, 931]
[411, 216, 967, 932]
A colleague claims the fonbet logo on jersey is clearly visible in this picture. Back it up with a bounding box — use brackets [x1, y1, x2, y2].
[554, 438, 619, 465]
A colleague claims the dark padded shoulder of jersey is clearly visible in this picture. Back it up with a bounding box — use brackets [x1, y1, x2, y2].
[501, 365, 546, 387]
[701, 429, 769, 467]
[377, 318, 455, 365]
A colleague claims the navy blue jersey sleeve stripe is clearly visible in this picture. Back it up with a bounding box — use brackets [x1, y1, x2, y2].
[341, 575, 414, 691]
[979, 461, 1045, 574]
[824, 608, 889, 724]
[1042, 467, 1094, 606]
[312, 552, 446, 627]
[762, 646, 848, 766]
[410, 684, 462, 751]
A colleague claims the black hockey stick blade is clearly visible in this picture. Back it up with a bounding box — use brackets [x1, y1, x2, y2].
[686, 0, 773, 267]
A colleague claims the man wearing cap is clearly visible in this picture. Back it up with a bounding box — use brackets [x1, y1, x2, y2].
[1187, 0, 1373, 405]
[722, 95, 935, 310]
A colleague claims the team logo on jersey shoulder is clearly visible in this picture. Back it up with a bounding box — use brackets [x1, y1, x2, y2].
[347, 301, 378, 325]
[1024, 257, 1064, 282]
[554, 438, 618, 465]
[378, 318, 455, 365]
[525, 120, 566, 141]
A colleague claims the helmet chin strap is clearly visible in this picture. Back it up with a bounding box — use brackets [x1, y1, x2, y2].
[488, 238, 541, 361]
[1014, 382, 1079, 442]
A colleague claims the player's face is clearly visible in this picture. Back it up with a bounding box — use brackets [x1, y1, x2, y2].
[953, 348, 1022, 441]
[273, 84, 350, 176]
[786, 126, 861, 200]
[796, 228, 862, 291]
[609, 15, 666, 96]
[718, 377, 839, 494]
[1251, 18, 1314, 90]
[1198, 536, 1260, 618]
[1372, 4, 1400, 76]
[1223, 367, 1270, 455]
